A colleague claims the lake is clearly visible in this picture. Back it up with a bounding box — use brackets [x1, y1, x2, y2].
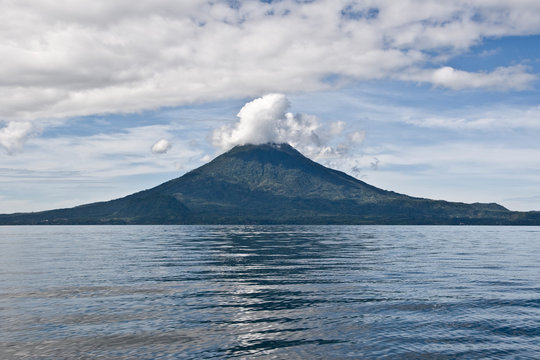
[1, 225, 539, 359]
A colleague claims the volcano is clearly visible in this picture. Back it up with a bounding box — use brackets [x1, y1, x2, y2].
[1, 143, 539, 225]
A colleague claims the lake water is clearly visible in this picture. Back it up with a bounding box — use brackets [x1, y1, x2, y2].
[1, 225, 540, 359]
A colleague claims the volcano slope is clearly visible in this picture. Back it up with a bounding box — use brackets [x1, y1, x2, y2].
[1, 143, 539, 225]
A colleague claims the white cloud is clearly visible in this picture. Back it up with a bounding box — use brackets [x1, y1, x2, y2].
[151, 138, 171, 154]
[1, 124, 197, 178]
[0, 121, 35, 154]
[329, 121, 346, 136]
[402, 65, 536, 91]
[404, 105, 540, 130]
[349, 131, 366, 144]
[1, 0, 539, 213]
[315, 140, 540, 211]
[212, 94, 291, 149]
[0, 0, 538, 129]
[0, 124, 205, 212]
[362, 142, 540, 209]
[212, 93, 362, 158]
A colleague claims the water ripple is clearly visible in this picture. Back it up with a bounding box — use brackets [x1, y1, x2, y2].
[1, 225, 540, 359]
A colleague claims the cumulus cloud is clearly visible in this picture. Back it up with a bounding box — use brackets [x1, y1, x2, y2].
[0, 121, 35, 154]
[212, 93, 362, 159]
[151, 139, 171, 154]
[0, 0, 538, 127]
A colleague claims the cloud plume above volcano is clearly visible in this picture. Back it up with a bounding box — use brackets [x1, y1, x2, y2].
[212, 94, 363, 158]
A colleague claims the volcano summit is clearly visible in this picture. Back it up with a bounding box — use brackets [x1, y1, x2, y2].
[1, 143, 538, 225]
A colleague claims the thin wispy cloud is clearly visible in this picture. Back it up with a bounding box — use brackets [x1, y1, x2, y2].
[401, 65, 536, 91]
[403, 106, 540, 130]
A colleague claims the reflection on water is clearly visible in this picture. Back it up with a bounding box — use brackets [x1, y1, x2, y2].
[1, 225, 540, 359]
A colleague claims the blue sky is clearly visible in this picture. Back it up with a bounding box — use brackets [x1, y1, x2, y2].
[1, 0, 539, 213]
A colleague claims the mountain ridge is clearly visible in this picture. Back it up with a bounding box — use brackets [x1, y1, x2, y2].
[1, 143, 538, 225]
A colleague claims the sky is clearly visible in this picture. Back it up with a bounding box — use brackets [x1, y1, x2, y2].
[1, 0, 539, 213]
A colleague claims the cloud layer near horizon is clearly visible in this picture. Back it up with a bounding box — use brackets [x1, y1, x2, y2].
[1, 0, 539, 130]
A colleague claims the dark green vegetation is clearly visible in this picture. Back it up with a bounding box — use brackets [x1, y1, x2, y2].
[1, 143, 539, 225]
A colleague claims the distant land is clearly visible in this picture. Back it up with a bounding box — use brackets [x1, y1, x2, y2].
[1, 143, 539, 225]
